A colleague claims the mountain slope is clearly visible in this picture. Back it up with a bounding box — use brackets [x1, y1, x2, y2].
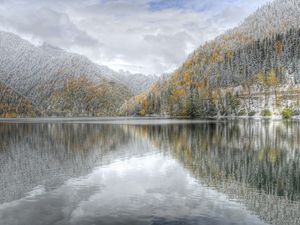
[47, 77, 132, 116]
[114, 71, 159, 95]
[123, 0, 300, 117]
[0, 82, 40, 118]
[208, 0, 300, 53]
[0, 31, 133, 116]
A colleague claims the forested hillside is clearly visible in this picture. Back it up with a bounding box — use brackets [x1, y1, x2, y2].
[0, 31, 134, 117]
[122, 0, 300, 118]
[0, 82, 40, 118]
[47, 77, 132, 116]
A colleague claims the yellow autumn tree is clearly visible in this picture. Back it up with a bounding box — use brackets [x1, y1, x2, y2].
[267, 69, 280, 106]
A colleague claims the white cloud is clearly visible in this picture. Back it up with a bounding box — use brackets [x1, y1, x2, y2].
[0, 0, 270, 74]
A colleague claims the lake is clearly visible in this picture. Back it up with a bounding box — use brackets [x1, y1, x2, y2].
[0, 119, 299, 225]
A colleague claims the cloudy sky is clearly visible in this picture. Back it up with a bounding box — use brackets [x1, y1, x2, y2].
[0, 0, 270, 75]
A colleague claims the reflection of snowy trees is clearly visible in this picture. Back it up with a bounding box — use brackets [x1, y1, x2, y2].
[129, 120, 300, 225]
[0, 123, 132, 203]
[1, 120, 299, 225]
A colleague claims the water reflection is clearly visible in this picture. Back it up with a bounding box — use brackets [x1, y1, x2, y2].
[127, 120, 300, 225]
[0, 120, 299, 225]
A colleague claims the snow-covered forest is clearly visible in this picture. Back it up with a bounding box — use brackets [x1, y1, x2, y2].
[123, 0, 300, 118]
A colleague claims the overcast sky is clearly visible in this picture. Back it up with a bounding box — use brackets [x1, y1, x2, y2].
[0, 0, 270, 75]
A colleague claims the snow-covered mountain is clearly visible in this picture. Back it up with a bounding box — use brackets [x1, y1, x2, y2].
[0, 31, 158, 117]
[123, 0, 300, 117]
[0, 31, 118, 102]
[0, 31, 131, 116]
[238, 0, 300, 39]
[213, 0, 300, 51]
[115, 71, 159, 95]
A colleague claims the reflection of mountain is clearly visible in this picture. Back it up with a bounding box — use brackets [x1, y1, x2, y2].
[0, 123, 135, 203]
[1, 120, 300, 225]
[126, 121, 300, 225]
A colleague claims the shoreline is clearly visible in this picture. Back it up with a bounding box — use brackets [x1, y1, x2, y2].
[0, 115, 300, 123]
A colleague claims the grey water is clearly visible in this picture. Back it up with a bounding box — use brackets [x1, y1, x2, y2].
[0, 119, 299, 225]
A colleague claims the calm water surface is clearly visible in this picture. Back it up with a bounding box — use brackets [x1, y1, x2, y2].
[0, 119, 299, 225]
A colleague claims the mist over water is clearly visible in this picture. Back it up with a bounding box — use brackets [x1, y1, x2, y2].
[0, 120, 299, 225]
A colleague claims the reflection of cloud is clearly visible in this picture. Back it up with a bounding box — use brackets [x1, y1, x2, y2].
[0, 0, 269, 74]
[0, 154, 266, 225]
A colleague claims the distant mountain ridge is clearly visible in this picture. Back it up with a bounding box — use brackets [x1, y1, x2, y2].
[114, 71, 159, 95]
